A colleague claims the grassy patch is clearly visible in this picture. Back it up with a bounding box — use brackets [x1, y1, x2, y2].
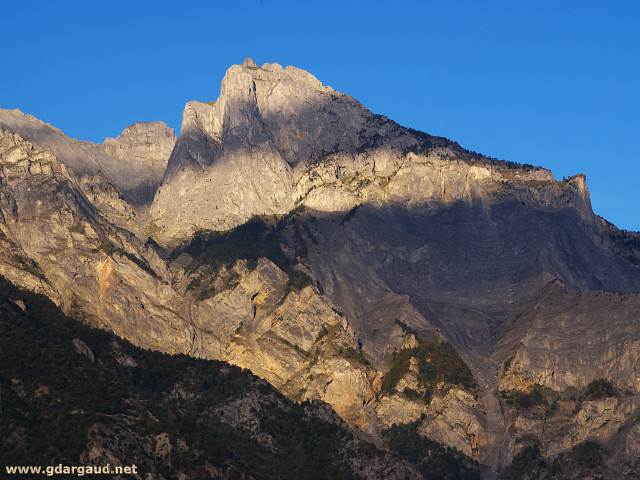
[393, 318, 419, 337]
[315, 323, 342, 344]
[69, 223, 85, 234]
[278, 336, 311, 358]
[279, 270, 312, 304]
[315, 324, 330, 342]
[145, 219, 161, 237]
[523, 179, 556, 187]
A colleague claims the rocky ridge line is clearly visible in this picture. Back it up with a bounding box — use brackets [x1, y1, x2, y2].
[1, 59, 640, 477]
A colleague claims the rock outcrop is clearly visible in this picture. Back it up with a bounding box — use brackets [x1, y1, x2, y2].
[0, 109, 175, 206]
[102, 121, 177, 204]
[0, 276, 425, 480]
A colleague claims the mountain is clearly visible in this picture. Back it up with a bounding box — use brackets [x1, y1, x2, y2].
[0, 275, 436, 480]
[1, 59, 639, 478]
[150, 57, 454, 241]
[0, 109, 175, 207]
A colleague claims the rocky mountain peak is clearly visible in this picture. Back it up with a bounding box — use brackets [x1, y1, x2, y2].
[150, 60, 608, 242]
[0, 126, 65, 178]
[220, 58, 329, 99]
[243, 56, 257, 67]
[102, 121, 176, 172]
[169, 59, 368, 173]
[0, 109, 174, 207]
[114, 120, 175, 140]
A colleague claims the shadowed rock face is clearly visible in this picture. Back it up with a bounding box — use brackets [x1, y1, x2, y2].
[295, 202, 640, 471]
[163, 58, 374, 176]
[0, 109, 175, 206]
[102, 121, 177, 204]
[305, 201, 640, 360]
[2, 59, 640, 477]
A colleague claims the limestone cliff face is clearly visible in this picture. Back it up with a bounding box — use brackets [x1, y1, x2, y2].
[102, 121, 176, 204]
[0, 127, 187, 354]
[149, 58, 420, 241]
[0, 128, 66, 301]
[497, 283, 640, 394]
[146, 56, 640, 473]
[0, 127, 399, 442]
[102, 121, 176, 171]
[0, 126, 488, 464]
[2, 60, 640, 477]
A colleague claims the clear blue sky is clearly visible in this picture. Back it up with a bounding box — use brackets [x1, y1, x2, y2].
[2, 0, 639, 230]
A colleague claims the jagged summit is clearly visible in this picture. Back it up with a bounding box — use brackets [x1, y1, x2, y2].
[149, 59, 595, 243]
[102, 121, 176, 173]
[151, 59, 385, 239]
[164, 58, 367, 177]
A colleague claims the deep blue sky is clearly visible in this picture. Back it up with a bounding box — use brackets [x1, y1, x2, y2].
[2, 0, 639, 230]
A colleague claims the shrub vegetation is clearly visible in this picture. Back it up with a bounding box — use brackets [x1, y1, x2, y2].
[381, 339, 477, 400]
[0, 275, 376, 479]
[500, 384, 548, 409]
[381, 420, 482, 480]
[174, 209, 314, 301]
[583, 379, 617, 401]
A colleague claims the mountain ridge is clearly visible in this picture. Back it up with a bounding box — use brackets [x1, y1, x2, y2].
[1, 59, 640, 477]
[149, 59, 608, 247]
[0, 108, 175, 206]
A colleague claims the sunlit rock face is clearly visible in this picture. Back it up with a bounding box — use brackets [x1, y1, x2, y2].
[149, 57, 422, 241]
[2, 59, 640, 477]
[148, 58, 609, 247]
